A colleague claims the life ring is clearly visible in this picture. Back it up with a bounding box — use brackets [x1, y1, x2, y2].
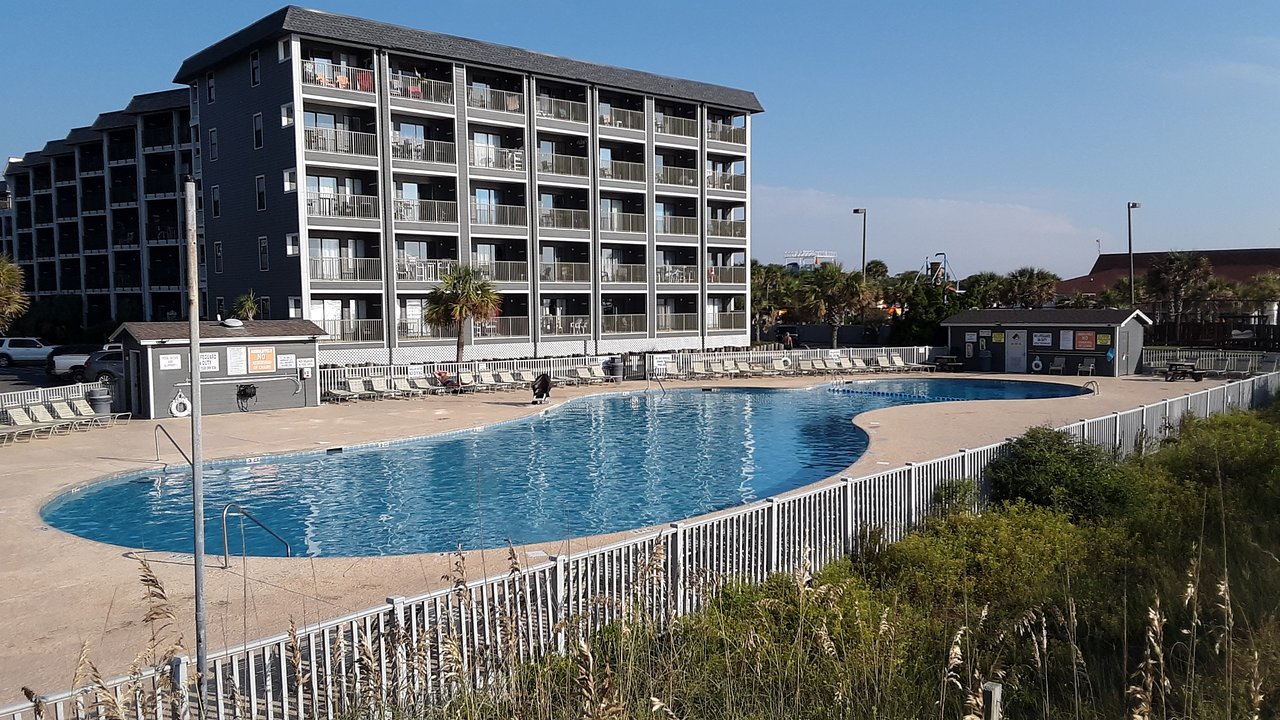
[170, 391, 193, 418]
[780, 356, 793, 369]
[1030, 357, 1043, 373]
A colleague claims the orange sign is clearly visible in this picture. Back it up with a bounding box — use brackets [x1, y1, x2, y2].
[1075, 331, 1096, 351]
[248, 346, 276, 373]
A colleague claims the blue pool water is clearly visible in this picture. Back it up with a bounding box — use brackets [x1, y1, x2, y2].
[43, 378, 1085, 558]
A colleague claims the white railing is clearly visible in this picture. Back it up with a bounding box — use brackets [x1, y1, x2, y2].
[317, 355, 614, 395]
[655, 215, 699, 236]
[708, 218, 747, 238]
[600, 212, 645, 233]
[655, 115, 698, 138]
[391, 137, 456, 164]
[537, 152, 589, 177]
[706, 121, 747, 144]
[601, 264, 646, 283]
[473, 259, 528, 282]
[397, 257, 458, 282]
[656, 264, 698, 283]
[475, 316, 531, 338]
[655, 166, 698, 187]
[469, 202, 527, 227]
[657, 313, 699, 332]
[708, 312, 748, 330]
[540, 314, 590, 335]
[306, 193, 379, 219]
[393, 199, 458, 223]
[535, 96, 588, 123]
[308, 256, 382, 282]
[468, 143, 524, 171]
[17, 367, 1275, 720]
[540, 261, 591, 282]
[1141, 349, 1272, 374]
[0, 381, 104, 410]
[303, 128, 378, 156]
[707, 266, 747, 284]
[387, 72, 454, 104]
[397, 320, 459, 340]
[538, 207, 590, 230]
[707, 171, 747, 191]
[602, 313, 646, 333]
[599, 106, 645, 131]
[317, 318, 383, 343]
[600, 159, 645, 182]
[301, 60, 375, 93]
[466, 86, 523, 114]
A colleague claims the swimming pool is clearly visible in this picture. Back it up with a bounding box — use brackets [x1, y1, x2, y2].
[43, 378, 1085, 558]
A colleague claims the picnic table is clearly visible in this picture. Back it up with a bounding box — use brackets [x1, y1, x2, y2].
[1163, 361, 1204, 382]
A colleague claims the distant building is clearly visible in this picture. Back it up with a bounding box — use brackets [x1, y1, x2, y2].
[1057, 248, 1280, 297]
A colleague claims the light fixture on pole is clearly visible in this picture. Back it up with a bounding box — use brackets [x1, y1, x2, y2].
[1127, 202, 1141, 306]
[852, 208, 867, 279]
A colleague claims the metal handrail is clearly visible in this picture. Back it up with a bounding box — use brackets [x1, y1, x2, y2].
[154, 424, 192, 467]
[222, 503, 292, 567]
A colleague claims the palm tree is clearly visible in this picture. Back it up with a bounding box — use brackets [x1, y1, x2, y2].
[960, 272, 1005, 309]
[234, 289, 260, 320]
[798, 264, 876, 348]
[1001, 267, 1061, 309]
[424, 265, 502, 362]
[1147, 252, 1212, 339]
[1056, 291, 1098, 309]
[750, 261, 794, 343]
[0, 255, 30, 333]
[863, 259, 890, 282]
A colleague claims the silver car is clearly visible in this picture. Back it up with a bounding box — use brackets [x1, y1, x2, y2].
[83, 349, 125, 383]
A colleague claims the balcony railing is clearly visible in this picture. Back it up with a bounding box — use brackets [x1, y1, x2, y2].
[539, 261, 591, 282]
[302, 60, 375, 93]
[473, 259, 528, 282]
[707, 122, 747, 144]
[305, 128, 379, 157]
[708, 312, 748, 330]
[707, 265, 747, 284]
[656, 264, 698, 283]
[394, 199, 458, 223]
[657, 313, 698, 332]
[600, 159, 645, 183]
[602, 264, 646, 283]
[602, 314, 646, 334]
[537, 152, 589, 177]
[655, 115, 698, 138]
[470, 202, 527, 227]
[306, 192, 380, 219]
[397, 257, 459, 282]
[655, 216, 699, 236]
[540, 314, 590, 335]
[538, 207, 589, 230]
[318, 318, 384, 342]
[475, 316, 530, 337]
[468, 143, 525, 171]
[599, 107, 645, 131]
[141, 128, 175, 148]
[535, 96, 588, 123]
[387, 72, 454, 104]
[599, 212, 645, 233]
[398, 319, 458, 340]
[309, 256, 382, 281]
[144, 177, 177, 195]
[707, 171, 747, 192]
[708, 219, 747, 238]
[391, 138, 456, 164]
[655, 166, 698, 187]
[466, 86, 523, 114]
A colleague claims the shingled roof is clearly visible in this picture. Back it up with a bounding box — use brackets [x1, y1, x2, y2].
[174, 6, 763, 112]
[90, 111, 136, 131]
[123, 88, 190, 114]
[1058, 249, 1280, 295]
[64, 126, 100, 145]
[40, 139, 73, 156]
[942, 308, 1152, 327]
[113, 319, 328, 344]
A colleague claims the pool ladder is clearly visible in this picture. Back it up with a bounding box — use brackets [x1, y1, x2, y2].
[1083, 380, 1100, 395]
[221, 503, 292, 567]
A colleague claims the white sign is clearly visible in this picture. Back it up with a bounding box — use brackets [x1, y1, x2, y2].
[979, 329, 992, 337]
[277, 354, 297, 370]
[651, 354, 672, 371]
[199, 351, 220, 372]
[1032, 332, 1053, 347]
[295, 357, 316, 369]
[226, 346, 248, 376]
[158, 353, 182, 370]
[964, 332, 978, 342]
[1059, 330, 1075, 351]
[828, 349, 841, 359]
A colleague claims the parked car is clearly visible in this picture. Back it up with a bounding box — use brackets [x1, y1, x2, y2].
[46, 343, 122, 382]
[83, 349, 125, 384]
[0, 337, 58, 367]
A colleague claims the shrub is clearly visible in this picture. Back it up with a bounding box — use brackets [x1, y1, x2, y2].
[986, 426, 1133, 521]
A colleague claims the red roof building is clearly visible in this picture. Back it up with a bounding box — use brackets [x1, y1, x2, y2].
[1057, 248, 1280, 296]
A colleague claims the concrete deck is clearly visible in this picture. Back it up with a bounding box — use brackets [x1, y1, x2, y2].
[0, 371, 1218, 702]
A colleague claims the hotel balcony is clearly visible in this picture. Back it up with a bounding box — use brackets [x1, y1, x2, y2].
[393, 199, 459, 223]
[654, 115, 698, 139]
[470, 202, 527, 227]
[601, 313, 645, 334]
[387, 72, 454, 105]
[396, 257, 458, 282]
[601, 264, 646, 284]
[537, 152, 589, 178]
[474, 259, 528, 282]
[398, 319, 458, 341]
[707, 265, 747, 284]
[598, 106, 645, 132]
[538, 207, 589, 231]
[708, 218, 747, 238]
[390, 138, 456, 164]
[466, 86, 524, 115]
[657, 313, 699, 332]
[304, 128, 379, 157]
[301, 60, 375, 94]
[307, 193, 380, 219]
[468, 143, 525, 172]
[535, 97, 589, 124]
[475, 315, 530, 338]
[599, 159, 645, 183]
[706, 122, 747, 145]
[599, 212, 645, 234]
[655, 216, 699, 236]
[656, 264, 699, 284]
[309, 256, 382, 282]
[539, 261, 591, 283]
[318, 317, 384, 343]
[539, 314, 590, 336]
[709, 312, 748, 331]
[707, 171, 747, 192]
[655, 166, 699, 188]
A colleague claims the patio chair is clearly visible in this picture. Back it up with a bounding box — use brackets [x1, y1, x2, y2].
[410, 376, 449, 395]
[477, 371, 513, 390]
[875, 356, 893, 372]
[891, 354, 928, 372]
[851, 358, 875, 374]
[574, 367, 603, 384]
[26, 404, 80, 434]
[1048, 357, 1066, 375]
[49, 400, 103, 430]
[750, 360, 780, 377]
[796, 359, 817, 375]
[0, 416, 35, 443]
[1223, 358, 1250, 379]
[771, 358, 796, 376]
[708, 361, 737, 378]
[731, 360, 760, 377]
[690, 361, 716, 379]
[810, 358, 832, 375]
[1077, 358, 1096, 376]
[455, 371, 485, 392]
[589, 365, 621, 383]
[345, 378, 378, 400]
[367, 377, 405, 399]
[833, 357, 857, 374]
[69, 397, 131, 426]
[323, 386, 358, 402]
[497, 370, 526, 388]
[4, 407, 63, 439]
[392, 377, 427, 397]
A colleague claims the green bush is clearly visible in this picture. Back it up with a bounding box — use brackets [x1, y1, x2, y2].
[986, 426, 1134, 521]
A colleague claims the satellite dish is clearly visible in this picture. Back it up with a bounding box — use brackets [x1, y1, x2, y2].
[221, 318, 244, 328]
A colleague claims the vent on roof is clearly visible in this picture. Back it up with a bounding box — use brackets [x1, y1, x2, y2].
[221, 318, 244, 328]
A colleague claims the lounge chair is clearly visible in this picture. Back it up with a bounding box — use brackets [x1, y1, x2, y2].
[690, 361, 716, 379]
[409, 376, 447, 395]
[1224, 358, 1250, 379]
[477, 371, 513, 390]
[574, 366, 603, 384]
[1077, 358, 1096, 376]
[833, 357, 856, 374]
[5, 407, 62, 439]
[771, 358, 796, 376]
[455, 371, 485, 392]
[345, 378, 378, 400]
[49, 400, 101, 430]
[750, 360, 779, 377]
[730, 360, 760, 377]
[26, 404, 80, 434]
[589, 365, 620, 383]
[392, 377, 427, 397]
[875, 356, 893, 372]
[708, 361, 737, 378]
[323, 386, 358, 402]
[0, 416, 35, 443]
[497, 370, 526, 388]
[1048, 357, 1066, 375]
[367, 376, 405, 399]
[69, 397, 131, 426]
[810, 358, 832, 375]
[891, 354, 929, 372]
[796, 359, 817, 375]
[851, 358, 875, 374]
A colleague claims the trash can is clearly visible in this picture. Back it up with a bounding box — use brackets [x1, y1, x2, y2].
[85, 388, 113, 415]
[978, 350, 992, 373]
[608, 355, 624, 378]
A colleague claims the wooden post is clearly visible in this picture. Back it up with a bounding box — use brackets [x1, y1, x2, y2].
[982, 681, 1003, 720]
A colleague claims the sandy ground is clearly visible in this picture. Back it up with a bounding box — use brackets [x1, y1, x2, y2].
[0, 370, 1217, 702]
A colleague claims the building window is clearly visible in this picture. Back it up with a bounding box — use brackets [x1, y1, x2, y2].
[278, 38, 291, 62]
[208, 128, 218, 161]
[259, 296, 272, 319]
[255, 175, 266, 211]
[206, 71, 215, 103]
[214, 241, 224, 274]
[210, 185, 220, 217]
[252, 113, 263, 149]
[283, 168, 297, 193]
[288, 296, 302, 319]
[250, 50, 261, 86]
[285, 232, 299, 256]
[215, 297, 225, 318]
[258, 236, 269, 271]
[280, 102, 293, 127]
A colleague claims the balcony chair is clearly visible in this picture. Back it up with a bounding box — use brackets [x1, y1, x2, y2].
[1048, 357, 1067, 375]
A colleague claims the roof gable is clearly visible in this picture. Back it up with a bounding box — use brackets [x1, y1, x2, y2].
[941, 308, 1152, 327]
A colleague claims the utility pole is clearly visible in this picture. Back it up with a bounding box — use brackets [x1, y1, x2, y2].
[1127, 202, 1141, 306]
[184, 178, 208, 693]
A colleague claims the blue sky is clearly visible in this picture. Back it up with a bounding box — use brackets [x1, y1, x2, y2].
[4, 1, 1278, 278]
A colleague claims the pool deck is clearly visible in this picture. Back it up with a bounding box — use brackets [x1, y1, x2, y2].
[0, 371, 1221, 701]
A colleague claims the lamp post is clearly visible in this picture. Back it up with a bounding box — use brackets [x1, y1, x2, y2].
[1127, 202, 1141, 306]
[852, 208, 867, 279]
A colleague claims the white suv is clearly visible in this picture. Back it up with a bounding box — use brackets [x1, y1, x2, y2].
[0, 337, 57, 367]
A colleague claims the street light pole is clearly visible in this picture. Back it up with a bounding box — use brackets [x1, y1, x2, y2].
[852, 208, 867, 278]
[183, 178, 208, 695]
[1127, 202, 1141, 306]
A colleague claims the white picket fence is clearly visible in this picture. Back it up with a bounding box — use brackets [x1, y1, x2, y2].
[0, 381, 105, 410]
[5, 372, 1278, 720]
[1142, 348, 1276, 375]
